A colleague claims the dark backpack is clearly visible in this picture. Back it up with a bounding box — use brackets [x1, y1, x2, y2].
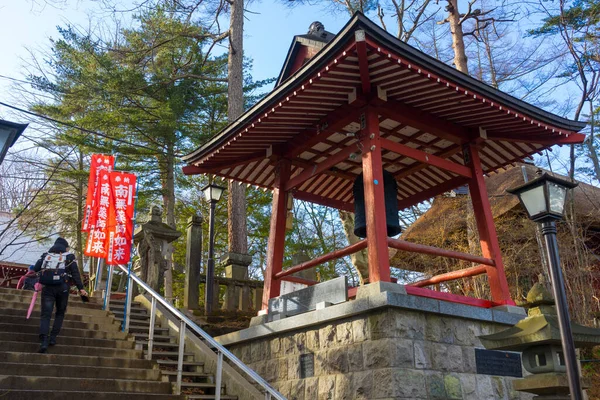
[39, 253, 71, 286]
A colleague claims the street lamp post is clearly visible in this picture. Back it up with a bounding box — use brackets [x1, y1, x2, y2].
[508, 172, 582, 400]
[0, 119, 27, 165]
[201, 183, 225, 315]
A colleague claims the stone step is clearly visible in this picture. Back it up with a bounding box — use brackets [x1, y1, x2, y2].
[147, 350, 195, 360]
[187, 396, 237, 400]
[138, 340, 181, 350]
[127, 325, 169, 335]
[0, 300, 111, 317]
[0, 292, 103, 311]
[0, 351, 154, 370]
[110, 304, 147, 313]
[161, 370, 212, 380]
[0, 287, 102, 305]
[112, 310, 150, 320]
[0, 341, 142, 359]
[0, 375, 171, 394]
[180, 382, 222, 390]
[0, 362, 160, 381]
[0, 322, 126, 340]
[0, 331, 135, 349]
[156, 359, 205, 368]
[132, 333, 173, 342]
[0, 390, 182, 400]
[0, 306, 116, 324]
[116, 317, 159, 326]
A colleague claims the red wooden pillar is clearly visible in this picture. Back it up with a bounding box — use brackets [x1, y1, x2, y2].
[465, 143, 514, 305]
[261, 159, 291, 310]
[361, 107, 391, 283]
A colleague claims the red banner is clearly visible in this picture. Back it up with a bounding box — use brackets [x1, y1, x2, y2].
[84, 170, 113, 258]
[82, 154, 114, 231]
[106, 172, 136, 265]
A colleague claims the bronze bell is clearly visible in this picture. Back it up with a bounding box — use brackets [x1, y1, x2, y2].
[353, 170, 401, 238]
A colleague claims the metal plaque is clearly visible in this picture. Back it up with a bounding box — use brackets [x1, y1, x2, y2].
[300, 353, 315, 379]
[268, 276, 348, 320]
[475, 349, 522, 378]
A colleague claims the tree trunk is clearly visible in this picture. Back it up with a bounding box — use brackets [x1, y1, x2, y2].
[227, 0, 248, 256]
[587, 102, 600, 182]
[447, 0, 469, 74]
[76, 151, 85, 275]
[162, 142, 176, 302]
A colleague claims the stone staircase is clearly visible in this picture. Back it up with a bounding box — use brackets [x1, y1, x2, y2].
[0, 286, 237, 400]
[110, 298, 238, 400]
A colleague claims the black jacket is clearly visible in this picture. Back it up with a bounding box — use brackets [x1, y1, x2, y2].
[34, 244, 84, 290]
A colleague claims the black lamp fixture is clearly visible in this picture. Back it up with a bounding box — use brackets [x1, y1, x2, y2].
[508, 171, 582, 400]
[0, 119, 27, 165]
[200, 182, 225, 315]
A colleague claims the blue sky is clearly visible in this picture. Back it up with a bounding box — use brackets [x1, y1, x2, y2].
[0, 0, 349, 115]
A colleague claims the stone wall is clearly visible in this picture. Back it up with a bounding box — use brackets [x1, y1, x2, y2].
[225, 306, 532, 400]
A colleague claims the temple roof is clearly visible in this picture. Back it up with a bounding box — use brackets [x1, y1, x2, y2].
[183, 13, 586, 212]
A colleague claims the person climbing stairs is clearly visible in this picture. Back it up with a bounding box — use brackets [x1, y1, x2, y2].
[0, 286, 237, 399]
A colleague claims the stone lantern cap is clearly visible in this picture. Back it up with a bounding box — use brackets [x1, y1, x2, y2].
[479, 282, 600, 351]
[134, 206, 182, 244]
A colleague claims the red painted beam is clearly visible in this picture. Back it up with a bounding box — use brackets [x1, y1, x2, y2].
[408, 265, 488, 288]
[387, 237, 495, 266]
[376, 100, 468, 145]
[487, 133, 585, 146]
[394, 145, 463, 179]
[284, 144, 359, 191]
[355, 33, 371, 95]
[275, 239, 368, 279]
[405, 286, 497, 308]
[182, 165, 205, 175]
[283, 104, 361, 159]
[293, 190, 354, 212]
[380, 138, 472, 178]
[396, 176, 470, 210]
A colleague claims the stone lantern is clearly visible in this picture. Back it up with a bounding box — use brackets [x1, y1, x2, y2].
[134, 206, 181, 292]
[479, 282, 600, 399]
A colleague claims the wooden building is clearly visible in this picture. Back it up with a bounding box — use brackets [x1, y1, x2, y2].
[183, 13, 586, 312]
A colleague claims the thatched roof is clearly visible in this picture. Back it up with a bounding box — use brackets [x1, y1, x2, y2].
[400, 164, 600, 243]
[390, 164, 600, 271]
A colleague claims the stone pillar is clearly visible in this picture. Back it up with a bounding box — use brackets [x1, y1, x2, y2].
[133, 206, 181, 293]
[184, 215, 202, 310]
[222, 252, 252, 311]
[253, 287, 263, 311]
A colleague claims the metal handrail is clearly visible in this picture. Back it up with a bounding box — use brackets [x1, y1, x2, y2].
[110, 264, 285, 400]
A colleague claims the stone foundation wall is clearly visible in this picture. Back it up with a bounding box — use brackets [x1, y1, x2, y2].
[225, 306, 532, 400]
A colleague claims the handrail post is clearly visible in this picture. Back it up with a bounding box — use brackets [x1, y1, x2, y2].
[103, 265, 113, 311]
[147, 297, 156, 361]
[176, 320, 186, 395]
[215, 351, 223, 400]
[124, 274, 133, 332]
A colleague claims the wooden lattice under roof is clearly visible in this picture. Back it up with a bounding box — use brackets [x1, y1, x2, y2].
[183, 14, 585, 213]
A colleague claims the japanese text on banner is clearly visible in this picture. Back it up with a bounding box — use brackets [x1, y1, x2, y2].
[84, 170, 113, 258]
[82, 154, 114, 232]
[106, 172, 136, 265]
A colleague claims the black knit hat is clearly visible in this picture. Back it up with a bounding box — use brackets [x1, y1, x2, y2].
[54, 237, 69, 249]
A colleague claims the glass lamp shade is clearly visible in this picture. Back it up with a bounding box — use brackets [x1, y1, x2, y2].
[507, 172, 577, 222]
[201, 183, 225, 203]
[0, 120, 27, 166]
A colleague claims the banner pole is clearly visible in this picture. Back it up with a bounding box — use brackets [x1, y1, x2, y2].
[122, 179, 139, 332]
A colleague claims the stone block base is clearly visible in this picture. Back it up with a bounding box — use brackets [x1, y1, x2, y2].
[217, 290, 532, 400]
